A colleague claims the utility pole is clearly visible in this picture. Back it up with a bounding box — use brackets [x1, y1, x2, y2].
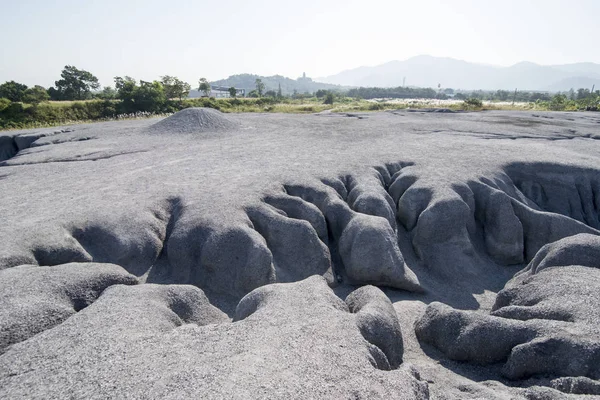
[512, 88, 518, 105]
[403, 77, 406, 87]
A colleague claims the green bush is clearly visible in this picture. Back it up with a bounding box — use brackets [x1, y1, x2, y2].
[22, 86, 50, 105]
[0, 98, 10, 113]
[463, 98, 483, 108]
[549, 94, 567, 111]
[1, 102, 25, 119]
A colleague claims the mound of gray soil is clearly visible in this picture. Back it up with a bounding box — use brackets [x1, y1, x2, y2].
[148, 107, 239, 134]
[1, 110, 600, 399]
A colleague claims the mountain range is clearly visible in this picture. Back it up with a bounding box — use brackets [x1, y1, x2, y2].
[318, 55, 600, 91]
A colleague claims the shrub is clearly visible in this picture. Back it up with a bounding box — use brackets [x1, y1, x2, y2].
[463, 98, 483, 109]
[0, 98, 10, 113]
[1, 102, 25, 120]
[323, 92, 335, 105]
[549, 94, 567, 111]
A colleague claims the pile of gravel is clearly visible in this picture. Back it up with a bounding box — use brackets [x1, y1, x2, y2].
[149, 107, 239, 134]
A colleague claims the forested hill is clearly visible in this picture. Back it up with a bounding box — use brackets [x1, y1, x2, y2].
[207, 74, 346, 95]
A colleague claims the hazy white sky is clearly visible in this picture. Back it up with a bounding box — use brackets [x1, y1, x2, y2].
[1, 0, 597, 88]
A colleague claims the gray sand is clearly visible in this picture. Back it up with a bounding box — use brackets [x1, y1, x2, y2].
[1, 108, 600, 399]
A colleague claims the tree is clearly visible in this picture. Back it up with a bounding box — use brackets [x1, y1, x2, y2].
[97, 86, 117, 100]
[550, 94, 567, 111]
[228, 87, 237, 98]
[22, 85, 50, 105]
[495, 90, 510, 101]
[161, 76, 191, 100]
[577, 88, 591, 100]
[114, 76, 136, 93]
[264, 90, 277, 98]
[114, 76, 138, 111]
[54, 65, 100, 100]
[0, 81, 28, 102]
[133, 81, 166, 112]
[198, 78, 211, 97]
[113, 77, 166, 113]
[255, 78, 265, 97]
[277, 83, 282, 99]
[323, 92, 335, 105]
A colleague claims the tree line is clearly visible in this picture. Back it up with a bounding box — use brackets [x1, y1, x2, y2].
[0, 66, 287, 129]
[1, 65, 599, 129]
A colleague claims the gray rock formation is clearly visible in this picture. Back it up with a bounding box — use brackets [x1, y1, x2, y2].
[346, 285, 405, 369]
[0, 262, 137, 353]
[1, 110, 600, 398]
[0, 276, 428, 399]
[416, 234, 600, 391]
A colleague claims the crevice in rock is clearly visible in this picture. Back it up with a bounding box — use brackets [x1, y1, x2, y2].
[246, 203, 333, 285]
[283, 175, 421, 292]
[0, 135, 18, 162]
[0, 129, 74, 163]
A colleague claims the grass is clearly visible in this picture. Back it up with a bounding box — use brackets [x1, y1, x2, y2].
[1, 97, 591, 131]
[224, 102, 333, 114]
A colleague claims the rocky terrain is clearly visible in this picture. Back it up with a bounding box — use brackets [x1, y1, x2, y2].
[1, 108, 599, 399]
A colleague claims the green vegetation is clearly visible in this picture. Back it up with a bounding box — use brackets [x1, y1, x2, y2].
[462, 98, 483, 109]
[323, 92, 335, 105]
[161, 76, 191, 101]
[198, 78, 211, 97]
[0, 98, 11, 113]
[255, 79, 265, 97]
[1, 65, 599, 130]
[0, 81, 28, 102]
[22, 86, 50, 105]
[347, 86, 441, 99]
[51, 65, 100, 100]
[2, 94, 597, 130]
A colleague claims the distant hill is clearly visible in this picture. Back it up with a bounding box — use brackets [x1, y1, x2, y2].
[318, 55, 600, 91]
[189, 74, 346, 97]
[545, 76, 599, 92]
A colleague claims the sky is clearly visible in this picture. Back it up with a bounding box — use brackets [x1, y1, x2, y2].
[1, 0, 598, 88]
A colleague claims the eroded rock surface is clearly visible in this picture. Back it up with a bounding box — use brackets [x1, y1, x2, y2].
[416, 234, 600, 393]
[0, 262, 137, 353]
[0, 276, 428, 399]
[1, 110, 600, 398]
